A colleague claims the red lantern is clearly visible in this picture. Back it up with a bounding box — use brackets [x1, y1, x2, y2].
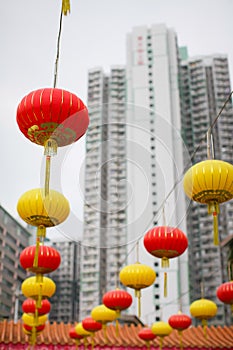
[20, 245, 61, 274]
[216, 281, 233, 312]
[138, 327, 156, 341]
[69, 327, 84, 340]
[102, 289, 133, 315]
[82, 317, 102, 332]
[168, 313, 192, 331]
[23, 323, 45, 333]
[16, 88, 89, 148]
[22, 298, 51, 315]
[144, 226, 188, 297]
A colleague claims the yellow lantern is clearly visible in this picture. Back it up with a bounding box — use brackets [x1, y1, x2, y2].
[22, 313, 48, 326]
[75, 322, 92, 337]
[91, 304, 117, 339]
[119, 262, 156, 318]
[190, 298, 217, 336]
[183, 159, 233, 245]
[151, 321, 172, 350]
[21, 276, 56, 307]
[17, 188, 70, 227]
[91, 304, 117, 324]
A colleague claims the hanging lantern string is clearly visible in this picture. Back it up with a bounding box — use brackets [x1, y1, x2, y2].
[53, 8, 63, 88]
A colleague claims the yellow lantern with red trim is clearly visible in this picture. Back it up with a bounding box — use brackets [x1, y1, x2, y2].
[183, 159, 233, 245]
[119, 262, 156, 318]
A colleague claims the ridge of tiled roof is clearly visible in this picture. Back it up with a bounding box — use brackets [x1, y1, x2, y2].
[0, 320, 232, 348]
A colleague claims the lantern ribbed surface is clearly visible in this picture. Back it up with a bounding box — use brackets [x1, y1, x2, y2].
[82, 317, 102, 332]
[20, 245, 61, 274]
[119, 262, 156, 289]
[190, 298, 217, 319]
[21, 276, 56, 299]
[168, 312, 192, 331]
[23, 324, 45, 333]
[143, 226, 188, 261]
[216, 281, 233, 305]
[22, 313, 48, 327]
[17, 188, 70, 227]
[183, 159, 233, 204]
[102, 289, 133, 311]
[151, 321, 172, 337]
[91, 304, 118, 323]
[138, 327, 156, 341]
[22, 298, 51, 315]
[16, 88, 89, 147]
[75, 322, 92, 337]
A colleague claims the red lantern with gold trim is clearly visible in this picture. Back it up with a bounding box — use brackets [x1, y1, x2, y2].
[143, 226, 188, 296]
[20, 245, 61, 274]
[22, 298, 51, 315]
[216, 281, 233, 313]
[102, 289, 133, 316]
[16, 88, 89, 149]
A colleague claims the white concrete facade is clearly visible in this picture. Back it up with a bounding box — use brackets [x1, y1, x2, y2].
[125, 24, 189, 324]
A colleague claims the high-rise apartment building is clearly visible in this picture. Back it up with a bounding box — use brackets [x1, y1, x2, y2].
[125, 23, 189, 324]
[48, 240, 81, 323]
[0, 205, 31, 321]
[79, 66, 127, 319]
[180, 51, 233, 325]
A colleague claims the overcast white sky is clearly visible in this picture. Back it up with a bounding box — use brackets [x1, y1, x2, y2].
[0, 0, 233, 240]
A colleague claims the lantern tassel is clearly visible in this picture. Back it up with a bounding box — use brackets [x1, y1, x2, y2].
[159, 337, 163, 350]
[146, 340, 150, 350]
[207, 202, 219, 245]
[62, 0, 70, 15]
[213, 212, 219, 245]
[178, 330, 183, 350]
[33, 226, 46, 268]
[201, 319, 207, 338]
[135, 289, 141, 318]
[103, 324, 107, 342]
[91, 333, 95, 350]
[115, 318, 119, 337]
[75, 339, 80, 350]
[31, 327, 37, 346]
[164, 272, 167, 297]
[161, 257, 169, 268]
[36, 274, 43, 308]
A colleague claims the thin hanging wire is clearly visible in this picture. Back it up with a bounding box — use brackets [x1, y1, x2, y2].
[53, 9, 63, 88]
